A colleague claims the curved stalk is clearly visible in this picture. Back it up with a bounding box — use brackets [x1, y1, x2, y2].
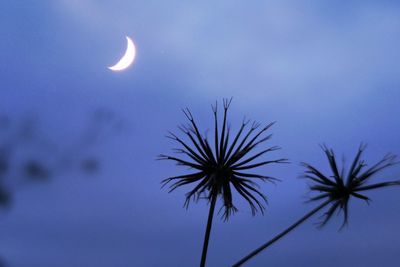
[232, 199, 331, 266]
[200, 194, 217, 267]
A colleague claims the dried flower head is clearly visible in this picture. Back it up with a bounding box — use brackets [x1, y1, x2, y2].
[160, 99, 287, 220]
[303, 144, 399, 228]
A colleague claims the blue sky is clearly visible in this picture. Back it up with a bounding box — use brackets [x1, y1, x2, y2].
[1, 1, 400, 266]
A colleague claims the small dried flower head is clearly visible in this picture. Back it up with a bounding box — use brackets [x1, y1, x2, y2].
[302, 144, 399, 229]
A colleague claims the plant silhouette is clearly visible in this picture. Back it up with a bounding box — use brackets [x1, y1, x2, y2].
[0, 109, 125, 266]
[160, 99, 287, 267]
[232, 144, 400, 266]
[0, 108, 125, 210]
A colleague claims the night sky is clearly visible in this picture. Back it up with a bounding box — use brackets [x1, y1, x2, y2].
[1, 1, 400, 266]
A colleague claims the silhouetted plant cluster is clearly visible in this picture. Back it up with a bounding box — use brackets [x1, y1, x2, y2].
[160, 99, 400, 267]
[0, 108, 125, 267]
[0, 108, 124, 210]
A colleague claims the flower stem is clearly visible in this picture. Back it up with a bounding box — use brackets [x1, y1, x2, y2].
[232, 199, 331, 267]
[200, 194, 217, 267]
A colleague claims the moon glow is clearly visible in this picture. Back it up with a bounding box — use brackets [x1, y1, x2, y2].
[108, 36, 136, 71]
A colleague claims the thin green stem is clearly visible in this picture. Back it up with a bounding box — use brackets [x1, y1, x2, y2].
[200, 194, 217, 267]
[232, 199, 331, 267]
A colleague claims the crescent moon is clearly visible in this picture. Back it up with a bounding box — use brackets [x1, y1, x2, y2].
[108, 36, 136, 71]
